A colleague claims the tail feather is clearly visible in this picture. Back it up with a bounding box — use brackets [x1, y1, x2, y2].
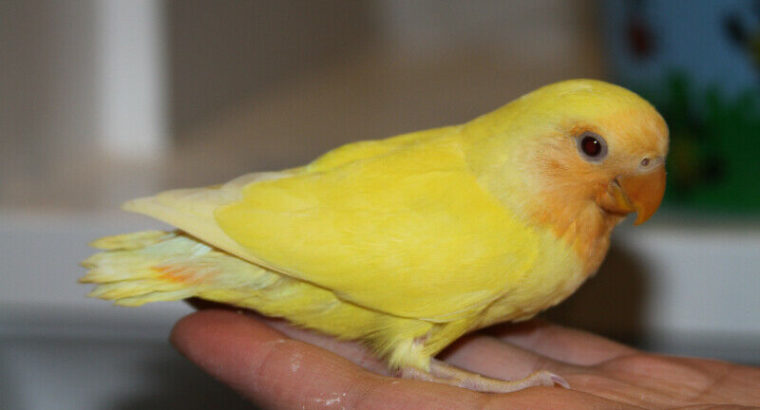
[89, 230, 173, 251]
[114, 289, 199, 307]
[80, 230, 337, 313]
[80, 230, 256, 306]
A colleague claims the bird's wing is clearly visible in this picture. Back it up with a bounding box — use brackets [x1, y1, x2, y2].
[213, 134, 540, 322]
[122, 126, 458, 269]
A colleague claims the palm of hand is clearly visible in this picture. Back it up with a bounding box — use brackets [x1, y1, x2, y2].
[171, 307, 760, 409]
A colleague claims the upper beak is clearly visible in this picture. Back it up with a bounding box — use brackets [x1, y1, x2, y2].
[598, 165, 666, 225]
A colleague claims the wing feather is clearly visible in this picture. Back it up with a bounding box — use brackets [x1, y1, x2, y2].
[216, 135, 539, 321]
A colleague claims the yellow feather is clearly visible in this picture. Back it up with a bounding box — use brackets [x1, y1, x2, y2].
[216, 135, 539, 322]
[81, 79, 668, 376]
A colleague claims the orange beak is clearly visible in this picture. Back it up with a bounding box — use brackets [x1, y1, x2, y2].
[598, 165, 666, 225]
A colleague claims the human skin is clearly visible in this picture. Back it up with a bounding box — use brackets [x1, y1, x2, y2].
[170, 305, 760, 409]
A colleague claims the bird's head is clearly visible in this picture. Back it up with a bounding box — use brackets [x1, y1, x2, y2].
[464, 79, 669, 229]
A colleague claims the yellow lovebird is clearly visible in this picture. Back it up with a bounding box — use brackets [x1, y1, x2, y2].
[81, 79, 668, 393]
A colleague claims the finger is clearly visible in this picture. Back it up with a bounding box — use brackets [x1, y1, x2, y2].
[439, 332, 576, 381]
[487, 319, 636, 366]
[171, 309, 376, 408]
[437, 332, 659, 408]
[180, 302, 639, 402]
[170, 309, 496, 409]
[185, 301, 574, 382]
[247, 313, 390, 375]
[183, 298, 388, 374]
[172, 310, 639, 408]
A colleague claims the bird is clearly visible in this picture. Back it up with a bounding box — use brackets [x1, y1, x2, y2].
[81, 79, 668, 393]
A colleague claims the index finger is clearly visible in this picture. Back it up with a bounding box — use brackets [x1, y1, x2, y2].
[171, 310, 639, 409]
[169, 310, 483, 409]
[488, 319, 636, 366]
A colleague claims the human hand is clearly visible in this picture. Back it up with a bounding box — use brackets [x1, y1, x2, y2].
[170, 308, 760, 409]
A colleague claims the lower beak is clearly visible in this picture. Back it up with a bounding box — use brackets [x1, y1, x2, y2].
[598, 165, 666, 225]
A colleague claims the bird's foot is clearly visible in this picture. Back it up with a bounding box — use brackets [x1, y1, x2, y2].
[400, 359, 569, 393]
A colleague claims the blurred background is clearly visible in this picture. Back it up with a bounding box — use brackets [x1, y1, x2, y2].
[1, 1, 758, 409]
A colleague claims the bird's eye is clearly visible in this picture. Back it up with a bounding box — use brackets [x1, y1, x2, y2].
[576, 132, 608, 162]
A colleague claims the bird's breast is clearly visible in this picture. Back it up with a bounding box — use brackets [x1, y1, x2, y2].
[474, 226, 589, 329]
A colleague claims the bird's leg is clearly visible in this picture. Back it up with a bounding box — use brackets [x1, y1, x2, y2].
[401, 359, 569, 393]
